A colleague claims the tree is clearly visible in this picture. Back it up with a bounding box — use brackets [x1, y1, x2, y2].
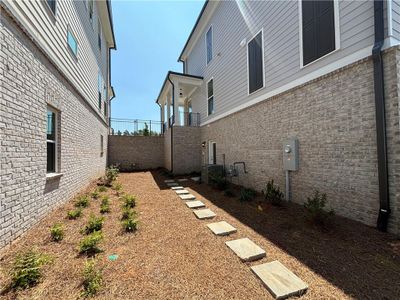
[143, 123, 150, 136]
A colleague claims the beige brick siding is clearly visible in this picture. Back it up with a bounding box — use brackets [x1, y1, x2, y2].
[108, 136, 164, 170]
[164, 128, 172, 171]
[0, 9, 108, 248]
[201, 47, 400, 234]
[172, 126, 201, 174]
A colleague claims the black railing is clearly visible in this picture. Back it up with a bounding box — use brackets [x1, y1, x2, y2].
[110, 118, 162, 136]
[179, 112, 200, 127]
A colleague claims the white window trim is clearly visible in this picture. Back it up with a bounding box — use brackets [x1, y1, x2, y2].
[208, 141, 216, 165]
[205, 25, 213, 65]
[207, 77, 214, 116]
[247, 28, 265, 96]
[298, 0, 340, 68]
[46, 106, 59, 174]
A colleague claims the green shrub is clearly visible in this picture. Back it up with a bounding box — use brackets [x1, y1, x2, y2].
[121, 217, 138, 233]
[121, 194, 136, 209]
[10, 249, 50, 289]
[104, 166, 119, 186]
[82, 215, 104, 235]
[209, 174, 228, 190]
[91, 190, 100, 199]
[78, 231, 103, 256]
[304, 190, 334, 225]
[75, 195, 89, 208]
[97, 185, 107, 193]
[81, 259, 102, 298]
[67, 208, 82, 220]
[50, 223, 64, 242]
[224, 189, 235, 197]
[263, 179, 284, 206]
[99, 196, 110, 214]
[112, 182, 122, 191]
[121, 207, 137, 220]
[239, 187, 257, 202]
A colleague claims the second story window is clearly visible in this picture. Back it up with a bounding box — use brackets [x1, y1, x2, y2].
[98, 20, 102, 51]
[98, 72, 102, 111]
[247, 30, 264, 94]
[46, 0, 56, 15]
[88, 0, 94, 24]
[67, 29, 78, 57]
[206, 26, 213, 64]
[207, 78, 214, 116]
[301, 0, 336, 66]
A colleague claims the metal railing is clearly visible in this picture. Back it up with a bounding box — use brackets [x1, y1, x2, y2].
[110, 118, 162, 136]
[165, 112, 200, 128]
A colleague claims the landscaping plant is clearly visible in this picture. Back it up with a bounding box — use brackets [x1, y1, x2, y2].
[104, 165, 119, 186]
[209, 174, 228, 190]
[121, 194, 136, 209]
[81, 259, 103, 298]
[78, 231, 103, 256]
[50, 223, 64, 242]
[100, 196, 110, 214]
[304, 190, 334, 226]
[91, 190, 100, 199]
[75, 195, 89, 208]
[263, 179, 284, 206]
[112, 182, 123, 194]
[9, 249, 50, 290]
[82, 215, 104, 235]
[97, 185, 107, 193]
[67, 208, 83, 220]
[121, 216, 138, 233]
[121, 207, 137, 220]
[239, 187, 257, 202]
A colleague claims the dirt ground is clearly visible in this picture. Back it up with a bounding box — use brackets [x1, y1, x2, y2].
[0, 171, 399, 299]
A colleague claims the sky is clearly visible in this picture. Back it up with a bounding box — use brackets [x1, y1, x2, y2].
[110, 0, 205, 121]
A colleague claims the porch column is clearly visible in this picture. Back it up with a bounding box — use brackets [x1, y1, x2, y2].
[183, 99, 189, 126]
[173, 81, 180, 126]
[166, 93, 171, 127]
[160, 99, 165, 133]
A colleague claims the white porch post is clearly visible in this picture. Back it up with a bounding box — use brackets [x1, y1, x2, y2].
[183, 99, 189, 126]
[173, 81, 180, 126]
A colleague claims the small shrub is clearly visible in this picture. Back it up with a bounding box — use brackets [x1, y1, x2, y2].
[121, 207, 137, 220]
[112, 182, 122, 191]
[67, 208, 82, 220]
[239, 187, 257, 202]
[10, 249, 50, 290]
[81, 259, 102, 298]
[224, 189, 235, 197]
[121, 217, 138, 233]
[50, 223, 64, 242]
[104, 166, 119, 186]
[304, 190, 334, 225]
[82, 215, 104, 235]
[78, 231, 103, 256]
[75, 195, 89, 208]
[209, 174, 228, 190]
[263, 179, 285, 206]
[99, 196, 110, 214]
[121, 194, 136, 209]
[91, 190, 100, 199]
[97, 185, 107, 193]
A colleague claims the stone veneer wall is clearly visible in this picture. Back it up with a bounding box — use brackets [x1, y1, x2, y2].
[108, 135, 164, 170]
[201, 47, 400, 234]
[0, 8, 108, 248]
[172, 126, 202, 174]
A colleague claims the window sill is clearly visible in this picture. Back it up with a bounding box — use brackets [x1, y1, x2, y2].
[46, 173, 63, 180]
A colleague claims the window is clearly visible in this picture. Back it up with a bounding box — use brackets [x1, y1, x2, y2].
[247, 30, 264, 94]
[98, 72, 102, 111]
[100, 135, 104, 157]
[88, 0, 94, 23]
[98, 20, 102, 50]
[47, 107, 58, 173]
[207, 78, 214, 115]
[209, 141, 216, 165]
[46, 0, 56, 15]
[206, 26, 213, 64]
[301, 0, 336, 66]
[104, 101, 107, 117]
[67, 29, 78, 57]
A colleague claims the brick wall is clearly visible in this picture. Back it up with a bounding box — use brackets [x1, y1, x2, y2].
[0, 8, 108, 248]
[201, 48, 400, 234]
[172, 126, 201, 174]
[108, 135, 164, 170]
[164, 128, 172, 171]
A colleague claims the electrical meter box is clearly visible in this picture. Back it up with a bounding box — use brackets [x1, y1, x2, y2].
[283, 138, 299, 171]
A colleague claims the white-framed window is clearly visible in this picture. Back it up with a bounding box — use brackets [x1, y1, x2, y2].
[98, 20, 102, 51]
[206, 25, 213, 64]
[46, 0, 56, 15]
[67, 27, 78, 57]
[299, 0, 340, 67]
[207, 78, 214, 116]
[46, 106, 58, 173]
[247, 29, 264, 95]
[98, 72, 103, 111]
[208, 141, 216, 165]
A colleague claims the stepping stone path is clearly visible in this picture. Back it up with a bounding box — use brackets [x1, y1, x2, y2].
[167, 182, 179, 187]
[171, 186, 184, 190]
[225, 238, 266, 262]
[164, 179, 175, 183]
[185, 200, 205, 209]
[207, 221, 237, 236]
[251, 261, 308, 299]
[179, 194, 196, 200]
[178, 178, 188, 182]
[191, 177, 201, 182]
[193, 208, 216, 219]
[175, 189, 190, 195]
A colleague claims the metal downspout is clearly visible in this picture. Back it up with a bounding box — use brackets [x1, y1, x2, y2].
[373, 0, 390, 231]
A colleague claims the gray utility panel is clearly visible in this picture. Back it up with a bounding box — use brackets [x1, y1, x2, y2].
[283, 138, 299, 171]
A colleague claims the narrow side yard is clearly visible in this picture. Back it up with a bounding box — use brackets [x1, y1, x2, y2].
[0, 171, 399, 299]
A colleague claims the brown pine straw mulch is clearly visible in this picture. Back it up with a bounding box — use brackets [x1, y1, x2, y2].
[0, 171, 399, 299]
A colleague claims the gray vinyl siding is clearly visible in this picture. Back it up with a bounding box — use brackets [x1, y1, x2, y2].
[393, 0, 400, 39]
[3, 0, 109, 119]
[187, 0, 376, 124]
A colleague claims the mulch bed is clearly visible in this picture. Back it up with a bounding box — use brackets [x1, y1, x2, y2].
[0, 171, 399, 299]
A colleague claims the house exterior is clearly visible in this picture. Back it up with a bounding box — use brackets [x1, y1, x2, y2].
[0, 0, 116, 248]
[156, 0, 400, 235]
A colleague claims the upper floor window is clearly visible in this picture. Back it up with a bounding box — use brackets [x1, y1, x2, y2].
[207, 78, 214, 115]
[88, 0, 94, 23]
[98, 20, 102, 51]
[46, 0, 56, 15]
[206, 26, 213, 64]
[247, 30, 264, 94]
[47, 107, 59, 173]
[98, 72, 103, 110]
[67, 29, 78, 57]
[301, 0, 336, 66]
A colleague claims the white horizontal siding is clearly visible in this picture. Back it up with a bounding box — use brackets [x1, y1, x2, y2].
[187, 0, 376, 124]
[392, 0, 400, 39]
[4, 0, 109, 119]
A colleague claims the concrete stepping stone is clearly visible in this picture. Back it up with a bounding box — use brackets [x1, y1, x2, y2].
[167, 182, 179, 187]
[175, 189, 190, 195]
[178, 178, 188, 182]
[207, 221, 237, 236]
[179, 194, 196, 200]
[185, 200, 205, 209]
[164, 179, 175, 183]
[193, 208, 216, 219]
[251, 261, 308, 299]
[171, 186, 184, 190]
[191, 176, 201, 182]
[225, 238, 266, 262]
